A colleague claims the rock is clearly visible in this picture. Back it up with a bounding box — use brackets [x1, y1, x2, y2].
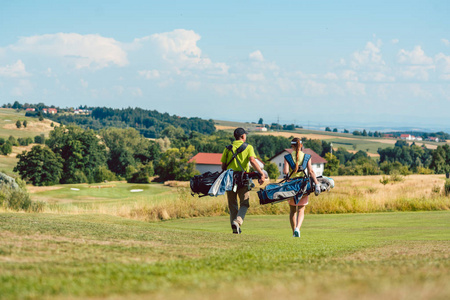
[0, 172, 20, 190]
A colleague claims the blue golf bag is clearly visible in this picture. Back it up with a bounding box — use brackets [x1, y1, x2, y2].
[257, 177, 312, 205]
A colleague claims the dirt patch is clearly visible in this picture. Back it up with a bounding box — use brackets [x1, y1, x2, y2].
[215, 125, 235, 131]
[164, 181, 190, 187]
[3, 119, 55, 133]
[27, 185, 63, 193]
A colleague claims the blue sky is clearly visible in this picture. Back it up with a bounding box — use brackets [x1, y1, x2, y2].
[1, 1, 450, 131]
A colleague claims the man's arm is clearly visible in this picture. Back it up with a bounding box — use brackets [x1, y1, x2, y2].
[249, 156, 266, 184]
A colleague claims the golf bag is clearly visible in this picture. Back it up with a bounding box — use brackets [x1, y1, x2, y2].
[190, 143, 248, 197]
[257, 151, 335, 205]
[258, 177, 312, 205]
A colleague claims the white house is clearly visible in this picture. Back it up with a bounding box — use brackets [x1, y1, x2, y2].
[189, 152, 265, 174]
[269, 148, 327, 179]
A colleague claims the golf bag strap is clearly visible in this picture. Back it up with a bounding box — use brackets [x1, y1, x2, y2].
[284, 153, 311, 179]
[225, 143, 248, 171]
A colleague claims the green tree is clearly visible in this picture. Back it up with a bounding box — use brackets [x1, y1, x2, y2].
[100, 127, 160, 176]
[16, 120, 22, 129]
[14, 145, 63, 186]
[325, 127, 331, 132]
[1, 142, 12, 155]
[23, 120, 27, 128]
[47, 126, 107, 183]
[258, 118, 263, 125]
[155, 145, 199, 181]
[323, 153, 339, 176]
[264, 161, 280, 180]
[34, 134, 45, 144]
[333, 128, 338, 132]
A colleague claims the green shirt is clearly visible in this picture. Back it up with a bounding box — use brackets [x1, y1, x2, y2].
[221, 140, 256, 172]
[288, 151, 306, 178]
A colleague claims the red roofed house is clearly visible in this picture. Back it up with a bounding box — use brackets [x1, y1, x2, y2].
[189, 153, 265, 174]
[400, 134, 414, 140]
[25, 108, 35, 112]
[269, 148, 328, 179]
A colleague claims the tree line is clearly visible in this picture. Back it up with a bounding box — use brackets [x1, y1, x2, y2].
[9, 101, 217, 138]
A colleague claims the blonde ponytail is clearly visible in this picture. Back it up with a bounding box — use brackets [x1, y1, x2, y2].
[292, 138, 302, 173]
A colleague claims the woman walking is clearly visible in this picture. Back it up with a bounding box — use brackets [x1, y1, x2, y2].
[283, 137, 320, 238]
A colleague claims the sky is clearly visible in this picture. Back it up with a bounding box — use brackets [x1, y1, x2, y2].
[1, 0, 450, 131]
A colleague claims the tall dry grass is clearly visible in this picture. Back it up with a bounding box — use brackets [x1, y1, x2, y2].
[130, 175, 450, 221]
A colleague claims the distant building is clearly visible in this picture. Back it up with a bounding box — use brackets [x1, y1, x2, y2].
[400, 134, 413, 140]
[269, 148, 327, 179]
[188, 152, 265, 174]
[253, 127, 268, 132]
[25, 108, 35, 112]
[427, 137, 440, 142]
[74, 109, 91, 115]
[42, 108, 57, 114]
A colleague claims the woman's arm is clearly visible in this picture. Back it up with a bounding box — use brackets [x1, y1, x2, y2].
[307, 159, 319, 185]
[283, 158, 289, 175]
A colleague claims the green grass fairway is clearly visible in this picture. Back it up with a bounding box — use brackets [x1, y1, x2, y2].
[1, 211, 448, 299]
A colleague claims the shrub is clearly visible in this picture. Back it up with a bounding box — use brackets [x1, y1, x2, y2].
[417, 167, 434, 174]
[65, 170, 88, 184]
[0, 184, 44, 212]
[390, 170, 404, 182]
[444, 179, 450, 196]
[127, 163, 154, 184]
[432, 185, 441, 194]
[93, 166, 117, 183]
[380, 176, 389, 185]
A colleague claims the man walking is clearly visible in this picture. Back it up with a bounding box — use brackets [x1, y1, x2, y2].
[221, 128, 266, 234]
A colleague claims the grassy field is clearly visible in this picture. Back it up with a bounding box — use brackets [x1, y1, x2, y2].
[23, 174, 450, 221]
[214, 119, 447, 156]
[0, 211, 448, 299]
[0, 108, 55, 139]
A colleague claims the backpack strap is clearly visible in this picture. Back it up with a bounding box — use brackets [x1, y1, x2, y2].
[225, 143, 248, 171]
[284, 153, 311, 179]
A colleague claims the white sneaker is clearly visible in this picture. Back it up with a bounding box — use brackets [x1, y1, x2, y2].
[293, 228, 300, 238]
[232, 221, 241, 234]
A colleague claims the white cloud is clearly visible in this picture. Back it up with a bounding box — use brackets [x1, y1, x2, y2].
[360, 72, 395, 82]
[409, 84, 432, 98]
[323, 72, 338, 80]
[0, 60, 30, 77]
[246, 73, 265, 81]
[134, 29, 229, 75]
[341, 70, 358, 81]
[7, 33, 128, 70]
[350, 40, 385, 69]
[392, 39, 399, 44]
[435, 53, 450, 79]
[249, 50, 264, 62]
[302, 80, 327, 96]
[138, 69, 160, 79]
[442, 38, 450, 46]
[398, 46, 433, 65]
[346, 81, 366, 95]
[276, 77, 296, 92]
[398, 65, 434, 81]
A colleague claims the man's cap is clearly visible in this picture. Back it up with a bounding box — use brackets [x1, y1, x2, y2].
[234, 127, 248, 139]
